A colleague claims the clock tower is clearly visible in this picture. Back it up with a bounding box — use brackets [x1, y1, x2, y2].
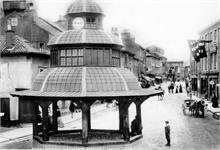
[65, 0, 104, 30]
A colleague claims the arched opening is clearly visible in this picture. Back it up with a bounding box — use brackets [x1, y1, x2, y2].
[90, 99, 119, 130]
[57, 100, 82, 130]
[129, 102, 136, 133]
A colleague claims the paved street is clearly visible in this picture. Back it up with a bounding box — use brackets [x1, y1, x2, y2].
[1, 85, 220, 150]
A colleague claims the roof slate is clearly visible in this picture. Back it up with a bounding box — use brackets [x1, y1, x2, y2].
[0, 35, 50, 55]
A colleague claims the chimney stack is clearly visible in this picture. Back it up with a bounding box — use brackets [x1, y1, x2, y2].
[6, 29, 15, 49]
[111, 27, 119, 37]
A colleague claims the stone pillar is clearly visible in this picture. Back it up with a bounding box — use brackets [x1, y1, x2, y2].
[32, 102, 38, 136]
[42, 103, 49, 141]
[52, 101, 58, 132]
[82, 102, 89, 144]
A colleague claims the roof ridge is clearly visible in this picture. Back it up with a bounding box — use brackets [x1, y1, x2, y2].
[38, 17, 66, 32]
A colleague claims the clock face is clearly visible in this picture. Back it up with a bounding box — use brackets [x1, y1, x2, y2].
[72, 17, 84, 29]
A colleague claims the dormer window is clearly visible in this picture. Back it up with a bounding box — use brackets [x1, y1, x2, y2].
[39, 42, 45, 49]
[86, 17, 96, 23]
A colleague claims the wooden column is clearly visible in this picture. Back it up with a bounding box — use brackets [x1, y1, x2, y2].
[42, 103, 50, 141]
[123, 103, 130, 141]
[119, 100, 130, 141]
[87, 107, 91, 131]
[135, 102, 142, 135]
[52, 101, 58, 132]
[119, 101, 124, 132]
[32, 102, 38, 136]
[82, 102, 89, 144]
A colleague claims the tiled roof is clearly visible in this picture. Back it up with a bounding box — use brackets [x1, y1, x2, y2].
[11, 66, 163, 98]
[0, 35, 49, 55]
[47, 29, 123, 46]
[66, 0, 103, 15]
[34, 17, 66, 36]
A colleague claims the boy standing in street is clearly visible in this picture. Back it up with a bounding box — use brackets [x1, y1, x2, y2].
[165, 121, 171, 146]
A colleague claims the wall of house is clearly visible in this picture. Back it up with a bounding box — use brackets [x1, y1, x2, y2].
[0, 55, 50, 124]
[198, 21, 220, 100]
[0, 56, 31, 125]
[1, 56, 32, 91]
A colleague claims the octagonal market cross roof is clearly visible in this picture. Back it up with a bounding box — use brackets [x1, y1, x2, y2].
[11, 67, 163, 98]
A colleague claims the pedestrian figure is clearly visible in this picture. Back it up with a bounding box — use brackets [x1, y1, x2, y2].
[170, 82, 174, 93]
[179, 84, 183, 93]
[211, 92, 219, 108]
[157, 86, 164, 100]
[164, 121, 171, 146]
[130, 116, 141, 136]
[197, 99, 206, 118]
[175, 85, 179, 93]
[57, 110, 64, 128]
[69, 102, 76, 118]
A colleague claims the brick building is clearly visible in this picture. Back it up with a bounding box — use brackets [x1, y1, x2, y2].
[190, 20, 220, 101]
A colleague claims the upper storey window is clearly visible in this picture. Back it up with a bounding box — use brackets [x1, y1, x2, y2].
[51, 49, 84, 67]
[86, 17, 96, 23]
[112, 50, 120, 67]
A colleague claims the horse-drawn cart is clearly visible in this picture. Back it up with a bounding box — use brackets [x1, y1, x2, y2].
[182, 99, 194, 115]
[182, 99, 206, 117]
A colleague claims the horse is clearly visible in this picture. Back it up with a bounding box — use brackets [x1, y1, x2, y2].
[189, 100, 199, 117]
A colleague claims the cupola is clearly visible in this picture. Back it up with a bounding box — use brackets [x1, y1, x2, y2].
[65, 0, 104, 30]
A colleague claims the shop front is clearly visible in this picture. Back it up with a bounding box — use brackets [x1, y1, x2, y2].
[200, 75, 208, 97]
[191, 76, 198, 95]
[208, 75, 219, 100]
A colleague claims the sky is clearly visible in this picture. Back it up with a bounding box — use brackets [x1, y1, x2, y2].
[1, 0, 220, 63]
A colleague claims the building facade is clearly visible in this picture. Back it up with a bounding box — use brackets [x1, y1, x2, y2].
[0, 0, 64, 125]
[121, 30, 145, 78]
[166, 61, 184, 81]
[145, 46, 166, 78]
[190, 20, 220, 101]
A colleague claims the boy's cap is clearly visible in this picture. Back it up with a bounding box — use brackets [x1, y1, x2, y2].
[165, 121, 169, 123]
